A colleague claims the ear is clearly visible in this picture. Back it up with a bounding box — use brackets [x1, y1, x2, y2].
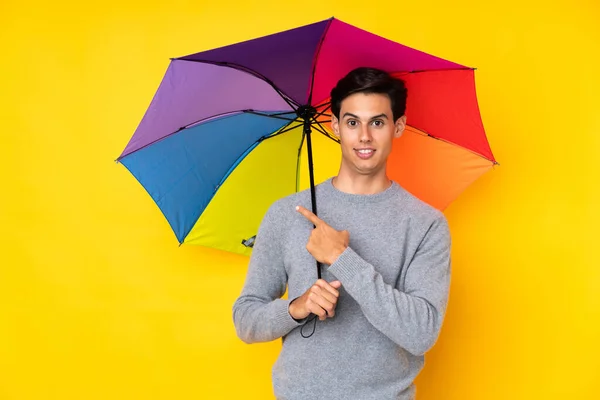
[394, 115, 407, 138]
[331, 115, 340, 138]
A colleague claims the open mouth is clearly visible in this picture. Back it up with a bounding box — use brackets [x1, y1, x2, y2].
[354, 148, 375, 159]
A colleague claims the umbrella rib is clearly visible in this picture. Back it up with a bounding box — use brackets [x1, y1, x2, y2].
[317, 129, 340, 144]
[310, 119, 340, 144]
[296, 131, 306, 192]
[307, 18, 334, 105]
[315, 101, 332, 115]
[175, 59, 301, 111]
[244, 110, 298, 122]
[182, 109, 296, 129]
[310, 122, 329, 136]
[269, 111, 301, 116]
[394, 67, 476, 75]
[118, 109, 251, 161]
[317, 131, 339, 144]
[218, 62, 300, 109]
[263, 121, 303, 140]
[116, 109, 300, 162]
[406, 124, 499, 165]
[311, 116, 333, 135]
[213, 120, 300, 191]
[312, 101, 332, 119]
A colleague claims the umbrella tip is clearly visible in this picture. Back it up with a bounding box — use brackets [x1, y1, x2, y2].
[242, 235, 256, 248]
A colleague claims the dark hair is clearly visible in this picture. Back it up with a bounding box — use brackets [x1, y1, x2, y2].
[330, 67, 407, 121]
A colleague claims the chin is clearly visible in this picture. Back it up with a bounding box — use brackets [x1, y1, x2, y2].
[354, 164, 382, 175]
[355, 158, 379, 169]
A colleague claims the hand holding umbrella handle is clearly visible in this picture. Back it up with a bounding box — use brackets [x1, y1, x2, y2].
[289, 279, 342, 321]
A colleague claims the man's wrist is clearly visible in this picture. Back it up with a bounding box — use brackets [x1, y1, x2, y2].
[288, 298, 305, 322]
[326, 245, 348, 265]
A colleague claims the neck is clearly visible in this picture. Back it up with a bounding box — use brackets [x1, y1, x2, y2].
[332, 167, 392, 195]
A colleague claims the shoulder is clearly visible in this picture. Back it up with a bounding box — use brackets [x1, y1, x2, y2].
[392, 182, 449, 234]
[261, 185, 314, 223]
[395, 183, 445, 219]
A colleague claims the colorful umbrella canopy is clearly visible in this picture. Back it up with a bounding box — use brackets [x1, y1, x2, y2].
[118, 17, 497, 256]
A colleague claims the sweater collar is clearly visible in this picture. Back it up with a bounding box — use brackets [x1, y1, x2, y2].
[319, 177, 403, 204]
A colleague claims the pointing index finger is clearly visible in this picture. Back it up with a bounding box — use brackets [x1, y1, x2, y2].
[296, 205, 321, 226]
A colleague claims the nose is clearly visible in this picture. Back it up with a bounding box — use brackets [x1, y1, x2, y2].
[359, 125, 373, 143]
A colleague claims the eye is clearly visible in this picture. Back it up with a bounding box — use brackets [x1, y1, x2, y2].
[372, 120, 384, 127]
[347, 120, 358, 127]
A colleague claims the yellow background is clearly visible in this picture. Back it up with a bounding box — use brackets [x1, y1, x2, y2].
[1, 0, 599, 398]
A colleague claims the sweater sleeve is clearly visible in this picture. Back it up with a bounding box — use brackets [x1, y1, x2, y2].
[232, 202, 305, 344]
[328, 214, 452, 356]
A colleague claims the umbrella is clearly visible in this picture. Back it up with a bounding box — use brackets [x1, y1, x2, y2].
[117, 17, 497, 264]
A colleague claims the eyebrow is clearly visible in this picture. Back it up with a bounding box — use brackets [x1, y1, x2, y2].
[342, 112, 389, 120]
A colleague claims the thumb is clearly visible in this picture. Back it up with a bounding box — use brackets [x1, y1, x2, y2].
[330, 280, 342, 289]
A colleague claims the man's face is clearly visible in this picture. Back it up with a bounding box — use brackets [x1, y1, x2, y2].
[331, 92, 406, 178]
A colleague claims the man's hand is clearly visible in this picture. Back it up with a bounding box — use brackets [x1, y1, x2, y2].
[296, 205, 349, 265]
[289, 279, 342, 321]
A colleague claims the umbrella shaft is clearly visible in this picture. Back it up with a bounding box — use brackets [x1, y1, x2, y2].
[304, 121, 321, 279]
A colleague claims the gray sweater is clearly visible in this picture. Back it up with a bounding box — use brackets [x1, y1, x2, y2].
[232, 177, 452, 400]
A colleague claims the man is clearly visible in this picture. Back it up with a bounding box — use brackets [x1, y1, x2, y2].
[232, 67, 452, 400]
